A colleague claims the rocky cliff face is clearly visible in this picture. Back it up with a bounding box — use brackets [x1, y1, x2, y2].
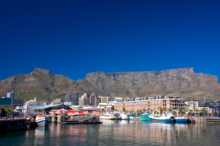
[83, 68, 220, 100]
[0, 68, 220, 101]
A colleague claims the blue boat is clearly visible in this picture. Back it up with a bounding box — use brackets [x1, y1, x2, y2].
[139, 112, 150, 121]
[149, 113, 175, 122]
[175, 117, 188, 123]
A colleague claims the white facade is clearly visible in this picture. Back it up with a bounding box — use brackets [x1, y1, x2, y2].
[22, 97, 47, 116]
[185, 100, 199, 111]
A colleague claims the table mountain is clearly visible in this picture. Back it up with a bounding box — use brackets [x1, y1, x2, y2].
[0, 68, 220, 101]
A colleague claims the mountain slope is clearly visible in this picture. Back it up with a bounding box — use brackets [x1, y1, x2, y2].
[0, 68, 220, 101]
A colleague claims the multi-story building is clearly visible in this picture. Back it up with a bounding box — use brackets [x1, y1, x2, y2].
[64, 94, 71, 102]
[114, 96, 185, 112]
[185, 100, 199, 111]
[89, 93, 98, 106]
[0, 91, 23, 106]
[79, 97, 89, 106]
[71, 93, 78, 105]
[98, 96, 109, 104]
[0, 97, 11, 106]
[7, 91, 15, 105]
[82, 93, 90, 99]
[64, 93, 79, 105]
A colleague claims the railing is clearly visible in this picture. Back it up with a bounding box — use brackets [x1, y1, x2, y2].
[0, 116, 26, 121]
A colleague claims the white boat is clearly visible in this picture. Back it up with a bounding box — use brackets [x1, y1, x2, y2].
[100, 113, 112, 120]
[149, 113, 175, 122]
[35, 115, 50, 126]
[120, 113, 129, 120]
[100, 113, 121, 120]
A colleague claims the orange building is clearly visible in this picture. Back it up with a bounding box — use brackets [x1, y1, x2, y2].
[114, 96, 185, 112]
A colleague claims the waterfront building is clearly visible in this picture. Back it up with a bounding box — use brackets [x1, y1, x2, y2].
[114, 95, 185, 112]
[185, 99, 199, 111]
[89, 93, 98, 106]
[23, 97, 69, 116]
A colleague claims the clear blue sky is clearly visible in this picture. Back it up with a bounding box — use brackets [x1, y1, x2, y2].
[0, 0, 220, 81]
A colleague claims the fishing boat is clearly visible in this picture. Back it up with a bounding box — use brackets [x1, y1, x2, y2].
[35, 114, 50, 126]
[120, 113, 129, 120]
[139, 112, 150, 121]
[128, 114, 134, 119]
[175, 116, 188, 123]
[149, 113, 175, 122]
[100, 113, 121, 120]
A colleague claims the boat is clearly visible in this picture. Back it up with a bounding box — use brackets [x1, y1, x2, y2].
[35, 114, 50, 127]
[100, 113, 112, 120]
[175, 116, 188, 123]
[139, 112, 150, 121]
[120, 113, 129, 120]
[128, 114, 134, 119]
[149, 113, 175, 122]
[100, 113, 121, 120]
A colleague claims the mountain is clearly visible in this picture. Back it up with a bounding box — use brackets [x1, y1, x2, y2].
[0, 68, 220, 102]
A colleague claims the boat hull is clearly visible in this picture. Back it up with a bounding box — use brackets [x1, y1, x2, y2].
[139, 114, 150, 121]
[36, 117, 50, 127]
[175, 118, 188, 123]
[149, 116, 175, 122]
[121, 114, 129, 120]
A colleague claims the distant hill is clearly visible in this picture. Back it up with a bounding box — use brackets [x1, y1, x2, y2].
[0, 68, 220, 102]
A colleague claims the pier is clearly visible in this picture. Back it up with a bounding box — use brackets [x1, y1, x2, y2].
[191, 117, 220, 123]
[0, 118, 27, 132]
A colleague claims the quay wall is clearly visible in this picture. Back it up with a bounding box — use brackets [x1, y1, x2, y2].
[191, 117, 220, 123]
[0, 119, 27, 132]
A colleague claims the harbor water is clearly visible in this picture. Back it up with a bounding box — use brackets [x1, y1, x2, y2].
[0, 120, 220, 146]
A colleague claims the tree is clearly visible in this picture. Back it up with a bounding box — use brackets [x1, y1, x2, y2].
[173, 111, 176, 115]
[178, 107, 182, 115]
[195, 109, 199, 116]
[158, 107, 163, 114]
[154, 111, 157, 114]
[150, 109, 153, 114]
[189, 109, 193, 116]
[111, 106, 114, 111]
[163, 108, 167, 113]
[4, 107, 14, 116]
[182, 109, 186, 114]
[168, 108, 172, 113]
[201, 108, 206, 117]
[123, 107, 126, 112]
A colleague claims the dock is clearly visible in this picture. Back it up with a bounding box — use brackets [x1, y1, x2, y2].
[0, 118, 27, 132]
[62, 121, 102, 124]
[191, 117, 220, 123]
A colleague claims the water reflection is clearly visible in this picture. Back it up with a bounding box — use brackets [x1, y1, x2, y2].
[1, 121, 220, 146]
